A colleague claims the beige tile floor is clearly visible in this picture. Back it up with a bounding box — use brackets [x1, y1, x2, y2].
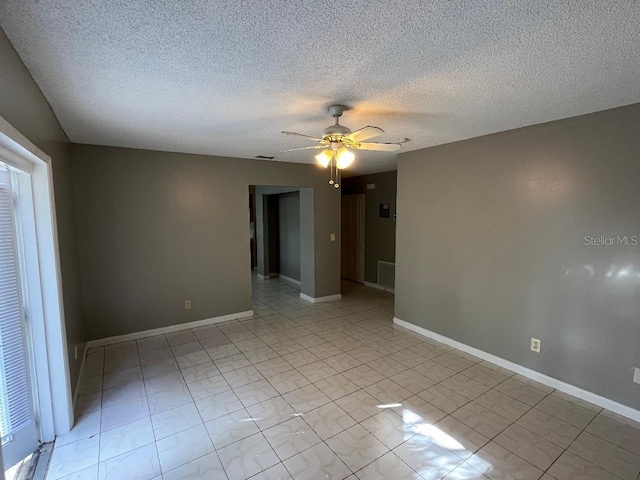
[45, 276, 640, 480]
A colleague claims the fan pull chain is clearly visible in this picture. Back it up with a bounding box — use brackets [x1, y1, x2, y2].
[333, 157, 336, 185]
[325, 151, 341, 188]
[328, 154, 335, 185]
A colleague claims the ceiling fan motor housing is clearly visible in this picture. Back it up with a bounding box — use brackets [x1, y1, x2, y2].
[323, 124, 351, 140]
[323, 104, 352, 141]
[280, 103, 399, 176]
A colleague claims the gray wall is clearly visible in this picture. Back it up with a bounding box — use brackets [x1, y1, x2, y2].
[278, 192, 301, 281]
[396, 104, 640, 410]
[71, 145, 340, 340]
[343, 171, 397, 284]
[0, 29, 85, 391]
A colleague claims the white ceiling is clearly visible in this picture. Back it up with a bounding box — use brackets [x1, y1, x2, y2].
[1, 1, 640, 175]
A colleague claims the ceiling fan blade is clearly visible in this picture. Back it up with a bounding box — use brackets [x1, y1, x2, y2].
[281, 145, 327, 152]
[344, 126, 384, 142]
[282, 131, 324, 142]
[356, 142, 402, 152]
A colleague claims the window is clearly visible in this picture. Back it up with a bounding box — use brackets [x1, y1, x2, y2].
[0, 166, 38, 469]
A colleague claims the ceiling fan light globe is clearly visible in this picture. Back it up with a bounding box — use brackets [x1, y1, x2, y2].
[315, 150, 332, 168]
[336, 147, 355, 169]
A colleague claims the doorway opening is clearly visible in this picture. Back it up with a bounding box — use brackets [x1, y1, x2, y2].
[249, 185, 314, 309]
[340, 171, 397, 292]
[249, 186, 302, 285]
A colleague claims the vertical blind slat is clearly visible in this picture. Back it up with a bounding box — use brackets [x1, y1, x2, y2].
[0, 169, 32, 442]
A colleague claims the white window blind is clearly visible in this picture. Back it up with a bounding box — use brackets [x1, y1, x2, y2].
[0, 168, 32, 444]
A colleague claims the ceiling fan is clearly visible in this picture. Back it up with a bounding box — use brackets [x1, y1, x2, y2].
[282, 104, 401, 188]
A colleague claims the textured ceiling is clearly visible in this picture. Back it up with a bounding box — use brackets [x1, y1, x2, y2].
[1, 1, 640, 175]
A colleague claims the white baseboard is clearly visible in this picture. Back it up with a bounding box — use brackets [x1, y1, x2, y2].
[278, 274, 301, 286]
[393, 317, 640, 423]
[257, 273, 279, 280]
[299, 293, 343, 303]
[86, 310, 254, 348]
[72, 342, 89, 408]
[364, 281, 395, 293]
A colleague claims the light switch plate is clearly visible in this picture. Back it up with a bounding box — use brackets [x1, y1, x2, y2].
[634, 367, 640, 384]
[330, 234, 336, 241]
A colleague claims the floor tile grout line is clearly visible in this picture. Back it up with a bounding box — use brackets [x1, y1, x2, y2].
[265, 349, 437, 478]
[547, 413, 629, 480]
[566, 410, 640, 456]
[485, 383, 637, 479]
[65, 279, 637, 480]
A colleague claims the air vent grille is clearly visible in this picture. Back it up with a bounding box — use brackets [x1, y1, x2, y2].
[377, 261, 395, 290]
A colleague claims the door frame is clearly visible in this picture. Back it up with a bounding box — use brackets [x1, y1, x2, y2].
[0, 115, 74, 470]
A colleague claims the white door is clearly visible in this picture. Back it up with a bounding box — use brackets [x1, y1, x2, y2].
[341, 194, 365, 283]
[0, 168, 39, 469]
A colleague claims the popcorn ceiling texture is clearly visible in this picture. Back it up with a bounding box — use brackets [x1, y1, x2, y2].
[1, 1, 639, 174]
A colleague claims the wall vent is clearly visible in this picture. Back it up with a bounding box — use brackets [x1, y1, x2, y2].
[377, 261, 395, 291]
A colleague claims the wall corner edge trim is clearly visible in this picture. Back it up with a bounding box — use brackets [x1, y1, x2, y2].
[72, 342, 90, 411]
[299, 293, 342, 303]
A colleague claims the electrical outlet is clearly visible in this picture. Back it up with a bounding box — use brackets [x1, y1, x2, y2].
[530, 338, 541, 353]
[634, 367, 640, 384]
[185, 300, 192, 310]
[531, 338, 542, 353]
[330, 234, 336, 241]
